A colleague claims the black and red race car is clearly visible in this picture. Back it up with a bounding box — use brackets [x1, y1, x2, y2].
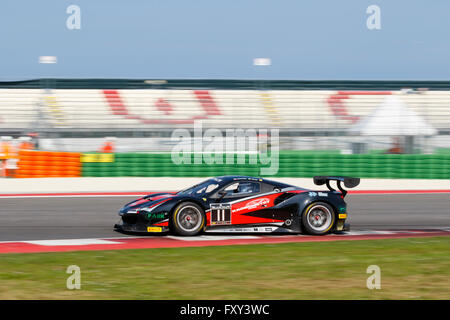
[114, 175, 360, 236]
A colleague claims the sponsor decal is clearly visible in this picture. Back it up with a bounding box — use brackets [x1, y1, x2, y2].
[147, 227, 162, 232]
[232, 198, 270, 213]
[208, 227, 276, 233]
[210, 203, 232, 225]
[80, 153, 114, 163]
[338, 213, 347, 219]
[146, 212, 166, 220]
[309, 191, 328, 197]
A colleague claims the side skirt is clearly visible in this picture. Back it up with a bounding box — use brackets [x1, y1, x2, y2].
[205, 224, 299, 234]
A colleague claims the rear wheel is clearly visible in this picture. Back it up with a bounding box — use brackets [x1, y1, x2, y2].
[302, 202, 335, 235]
[171, 202, 205, 236]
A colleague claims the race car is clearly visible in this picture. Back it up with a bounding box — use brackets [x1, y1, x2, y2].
[114, 175, 360, 236]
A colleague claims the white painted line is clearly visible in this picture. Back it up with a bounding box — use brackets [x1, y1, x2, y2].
[23, 239, 123, 246]
[369, 230, 396, 235]
[0, 235, 144, 244]
[343, 230, 396, 236]
[167, 235, 260, 241]
[0, 229, 448, 246]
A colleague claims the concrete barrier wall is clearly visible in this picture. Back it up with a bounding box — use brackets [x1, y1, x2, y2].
[80, 152, 450, 179]
[1, 177, 449, 194]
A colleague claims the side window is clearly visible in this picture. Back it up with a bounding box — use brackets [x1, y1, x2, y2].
[223, 182, 239, 196]
[222, 182, 260, 197]
[237, 182, 260, 194]
[260, 182, 280, 193]
[192, 183, 219, 195]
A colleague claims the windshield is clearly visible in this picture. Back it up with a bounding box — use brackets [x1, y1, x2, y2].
[177, 179, 220, 196]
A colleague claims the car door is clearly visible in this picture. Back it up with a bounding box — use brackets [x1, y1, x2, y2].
[209, 181, 274, 226]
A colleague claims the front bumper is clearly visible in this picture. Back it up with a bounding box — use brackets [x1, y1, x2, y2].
[114, 221, 169, 233]
[114, 210, 170, 234]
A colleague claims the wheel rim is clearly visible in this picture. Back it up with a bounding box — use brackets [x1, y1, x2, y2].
[176, 206, 203, 232]
[306, 205, 333, 232]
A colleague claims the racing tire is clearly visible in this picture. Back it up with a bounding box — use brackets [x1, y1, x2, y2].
[171, 202, 205, 236]
[301, 202, 335, 235]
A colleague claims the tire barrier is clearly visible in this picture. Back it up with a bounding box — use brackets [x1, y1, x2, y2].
[16, 150, 81, 178]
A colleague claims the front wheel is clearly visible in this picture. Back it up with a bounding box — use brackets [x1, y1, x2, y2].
[171, 202, 205, 236]
[302, 202, 335, 235]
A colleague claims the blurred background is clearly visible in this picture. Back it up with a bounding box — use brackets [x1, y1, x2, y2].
[0, 0, 449, 179]
[0, 79, 449, 179]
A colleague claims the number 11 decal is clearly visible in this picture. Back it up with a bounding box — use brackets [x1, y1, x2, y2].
[210, 203, 231, 225]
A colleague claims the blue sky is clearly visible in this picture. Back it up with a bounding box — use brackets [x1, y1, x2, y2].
[0, 0, 449, 80]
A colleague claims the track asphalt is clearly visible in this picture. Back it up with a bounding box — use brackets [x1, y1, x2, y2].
[0, 193, 448, 242]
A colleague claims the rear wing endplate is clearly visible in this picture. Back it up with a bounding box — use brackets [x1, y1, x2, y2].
[313, 176, 360, 197]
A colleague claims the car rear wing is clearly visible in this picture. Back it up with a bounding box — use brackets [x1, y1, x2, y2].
[313, 176, 360, 198]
